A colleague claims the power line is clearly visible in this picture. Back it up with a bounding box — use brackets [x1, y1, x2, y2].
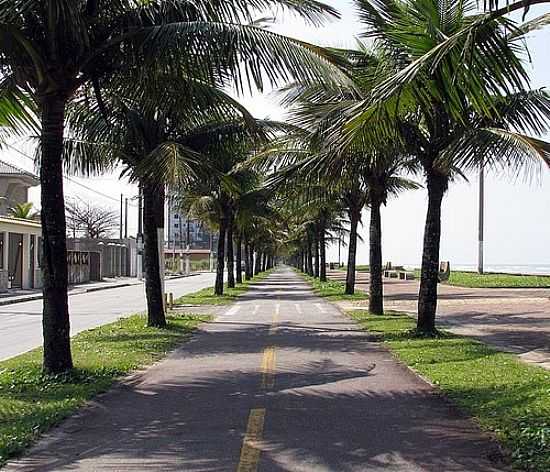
[3, 142, 138, 208]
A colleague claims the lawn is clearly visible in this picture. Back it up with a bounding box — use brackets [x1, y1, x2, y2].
[302, 274, 369, 301]
[0, 313, 206, 467]
[340, 265, 370, 272]
[349, 310, 550, 472]
[175, 270, 273, 305]
[446, 271, 550, 288]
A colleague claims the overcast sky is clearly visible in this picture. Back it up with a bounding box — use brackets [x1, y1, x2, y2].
[3, 1, 550, 267]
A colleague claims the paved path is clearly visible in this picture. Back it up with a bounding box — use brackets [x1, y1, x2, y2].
[6, 269, 507, 471]
[329, 271, 550, 370]
[0, 273, 215, 361]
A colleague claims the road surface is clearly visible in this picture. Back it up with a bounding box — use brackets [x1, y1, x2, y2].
[1, 273, 215, 361]
[6, 269, 507, 471]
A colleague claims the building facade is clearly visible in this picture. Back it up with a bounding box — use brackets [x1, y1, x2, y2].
[0, 160, 39, 216]
[166, 204, 216, 251]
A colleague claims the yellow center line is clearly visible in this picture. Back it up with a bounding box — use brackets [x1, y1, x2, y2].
[261, 346, 276, 389]
[237, 408, 266, 472]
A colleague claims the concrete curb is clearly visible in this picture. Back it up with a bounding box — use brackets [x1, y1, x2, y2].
[0, 273, 203, 307]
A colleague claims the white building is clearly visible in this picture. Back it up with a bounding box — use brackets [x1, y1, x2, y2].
[0, 216, 42, 290]
[0, 160, 39, 216]
[0, 160, 42, 290]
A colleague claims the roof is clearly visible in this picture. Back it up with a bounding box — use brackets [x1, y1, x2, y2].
[0, 160, 39, 185]
[0, 215, 42, 230]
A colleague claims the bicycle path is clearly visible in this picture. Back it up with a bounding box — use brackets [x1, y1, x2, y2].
[5, 268, 508, 471]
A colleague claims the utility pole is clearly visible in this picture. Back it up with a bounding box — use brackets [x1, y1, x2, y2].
[478, 161, 485, 274]
[136, 188, 143, 280]
[124, 198, 128, 239]
[185, 216, 191, 275]
[119, 193, 123, 240]
[338, 234, 342, 267]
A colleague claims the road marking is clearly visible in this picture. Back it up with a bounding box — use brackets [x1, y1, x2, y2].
[226, 305, 240, 316]
[237, 408, 266, 472]
[315, 303, 327, 314]
[253, 304, 260, 316]
[268, 304, 280, 335]
[261, 346, 276, 389]
[295, 304, 302, 315]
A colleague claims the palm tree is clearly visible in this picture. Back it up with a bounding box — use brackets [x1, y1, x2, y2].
[69, 75, 256, 327]
[8, 202, 39, 220]
[177, 119, 284, 295]
[344, 0, 550, 332]
[0, 1, 350, 372]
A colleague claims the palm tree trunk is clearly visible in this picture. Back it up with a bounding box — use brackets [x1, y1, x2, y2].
[254, 250, 261, 275]
[417, 172, 448, 333]
[40, 94, 73, 374]
[314, 233, 320, 278]
[345, 210, 360, 295]
[369, 193, 384, 316]
[319, 221, 327, 282]
[226, 213, 235, 289]
[306, 235, 313, 276]
[244, 240, 251, 280]
[236, 233, 243, 284]
[142, 180, 166, 328]
[215, 217, 227, 295]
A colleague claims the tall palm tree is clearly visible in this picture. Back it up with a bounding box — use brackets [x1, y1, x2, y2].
[68, 74, 256, 327]
[0, 0, 348, 373]
[177, 119, 284, 295]
[344, 0, 550, 332]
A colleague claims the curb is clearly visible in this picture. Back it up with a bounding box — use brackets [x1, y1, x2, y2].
[0, 273, 205, 307]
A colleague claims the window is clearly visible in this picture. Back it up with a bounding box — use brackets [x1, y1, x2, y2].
[37, 237, 44, 268]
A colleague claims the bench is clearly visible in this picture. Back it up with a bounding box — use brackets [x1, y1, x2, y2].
[383, 262, 415, 280]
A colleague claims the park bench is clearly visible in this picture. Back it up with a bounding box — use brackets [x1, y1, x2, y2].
[383, 262, 415, 280]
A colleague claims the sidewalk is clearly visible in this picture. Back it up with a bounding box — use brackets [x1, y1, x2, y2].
[329, 270, 550, 370]
[5, 269, 509, 471]
[0, 273, 200, 307]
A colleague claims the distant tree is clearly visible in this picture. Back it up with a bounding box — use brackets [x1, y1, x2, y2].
[8, 202, 39, 220]
[65, 200, 118, 239]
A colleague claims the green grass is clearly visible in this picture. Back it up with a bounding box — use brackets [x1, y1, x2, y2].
[340, 265, 370, 272]
[446, 271, 550, 288]
[175, 270, 274, 305]
[349, 310, 550, 472]
[302, 274, 369, 301]
[0, 313, 207, 467]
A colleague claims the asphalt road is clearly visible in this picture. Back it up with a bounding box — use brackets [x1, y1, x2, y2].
[1, 273, 215, 361]
[6, 268, 508, 471]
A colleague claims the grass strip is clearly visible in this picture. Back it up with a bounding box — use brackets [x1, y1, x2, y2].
[0, 313, 207, 467]
[342, 265, 370, 272]
[445, 271, 550, 288]
[302, 273, 369, 301]
[349, 310, 550, 472]
[175, 270, 274, 305]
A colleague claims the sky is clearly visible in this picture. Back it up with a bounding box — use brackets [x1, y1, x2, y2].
[2, 1, 550, 267]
